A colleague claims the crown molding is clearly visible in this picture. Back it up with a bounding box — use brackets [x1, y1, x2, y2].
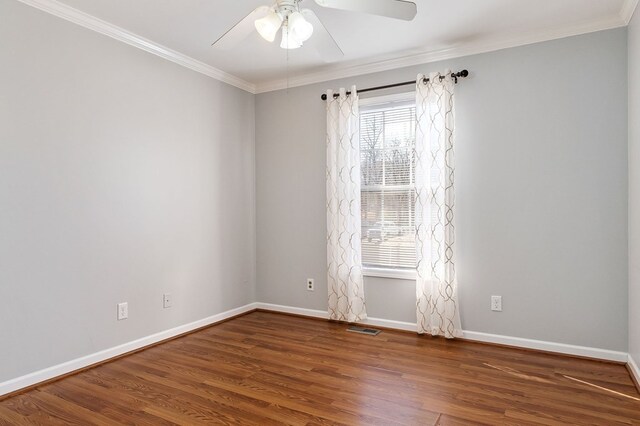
[255, 15, 626, 93]
[621, 0, 640, 24]
[15, 0, 257, 94]
[14, 0, 636, 96]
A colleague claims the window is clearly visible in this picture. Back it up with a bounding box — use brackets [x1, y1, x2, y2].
[360, 94, 416, 278]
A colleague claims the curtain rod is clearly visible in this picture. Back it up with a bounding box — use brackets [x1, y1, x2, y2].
[320, 69, 469, 101]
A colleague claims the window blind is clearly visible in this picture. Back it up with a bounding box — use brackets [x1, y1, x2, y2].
[360, 104, 416, 270]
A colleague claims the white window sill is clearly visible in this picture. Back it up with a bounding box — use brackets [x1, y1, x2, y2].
[363, 267, 416, 281]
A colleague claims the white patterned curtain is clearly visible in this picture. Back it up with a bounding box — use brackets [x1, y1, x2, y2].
[415, 71, 462, 338]
[326, 86, 367, 322]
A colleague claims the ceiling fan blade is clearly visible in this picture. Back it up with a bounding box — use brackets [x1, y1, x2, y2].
[314, 0, 417, 21]
[211, 5, 270, 49]
[301, 9, 344, 63]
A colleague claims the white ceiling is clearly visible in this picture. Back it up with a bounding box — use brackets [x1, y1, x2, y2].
[29, 0, 636, 91]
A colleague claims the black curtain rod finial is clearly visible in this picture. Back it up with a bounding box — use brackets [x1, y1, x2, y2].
[321, 69, 469, 101]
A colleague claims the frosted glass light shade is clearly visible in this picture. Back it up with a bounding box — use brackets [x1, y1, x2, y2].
[255, 11, 283, 42]
[280, 24, 302, 49]
[288, 12, 313, 42]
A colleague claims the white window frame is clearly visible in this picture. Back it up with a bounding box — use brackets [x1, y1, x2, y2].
[359, 91, 417, 281]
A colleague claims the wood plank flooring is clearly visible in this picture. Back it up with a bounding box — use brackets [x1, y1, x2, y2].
[1, 311, 639, 425]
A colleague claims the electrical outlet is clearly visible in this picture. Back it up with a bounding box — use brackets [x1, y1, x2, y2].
[163, 293, 172, 309]
[306, 278, 314, 291]
[491, 296, 502, 312]
[117, 302, 128, 320]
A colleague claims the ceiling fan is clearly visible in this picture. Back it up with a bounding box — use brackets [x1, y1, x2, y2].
[211, 0, 417, 62]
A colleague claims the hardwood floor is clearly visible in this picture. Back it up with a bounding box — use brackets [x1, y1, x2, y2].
[1, 311, 639, 425]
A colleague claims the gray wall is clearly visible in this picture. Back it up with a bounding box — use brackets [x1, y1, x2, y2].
[0, 0, 255, 382]
[1, 0, 632, 387]
[629, 9, 640, 364]
[256, 28, 629, 351]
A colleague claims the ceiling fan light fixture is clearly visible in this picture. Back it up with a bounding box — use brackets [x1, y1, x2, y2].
[213, 0, 416, 60]
[280, 22, 302, 49]
[288, 11, 313, 43]
[254, 10, 283, 42]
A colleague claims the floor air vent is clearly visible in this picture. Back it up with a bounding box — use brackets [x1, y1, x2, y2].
[347, 326, 381, 336]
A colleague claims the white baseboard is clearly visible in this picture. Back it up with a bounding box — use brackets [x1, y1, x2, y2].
[461, 330, 628, 363]
[628, 353, 640, 386]
[255, 303, 627, 362]
[0, 303, 258, 397]
[1, 301, 632, 398]
[254, 302, 418, 332]
[255, 303, 329, 320]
